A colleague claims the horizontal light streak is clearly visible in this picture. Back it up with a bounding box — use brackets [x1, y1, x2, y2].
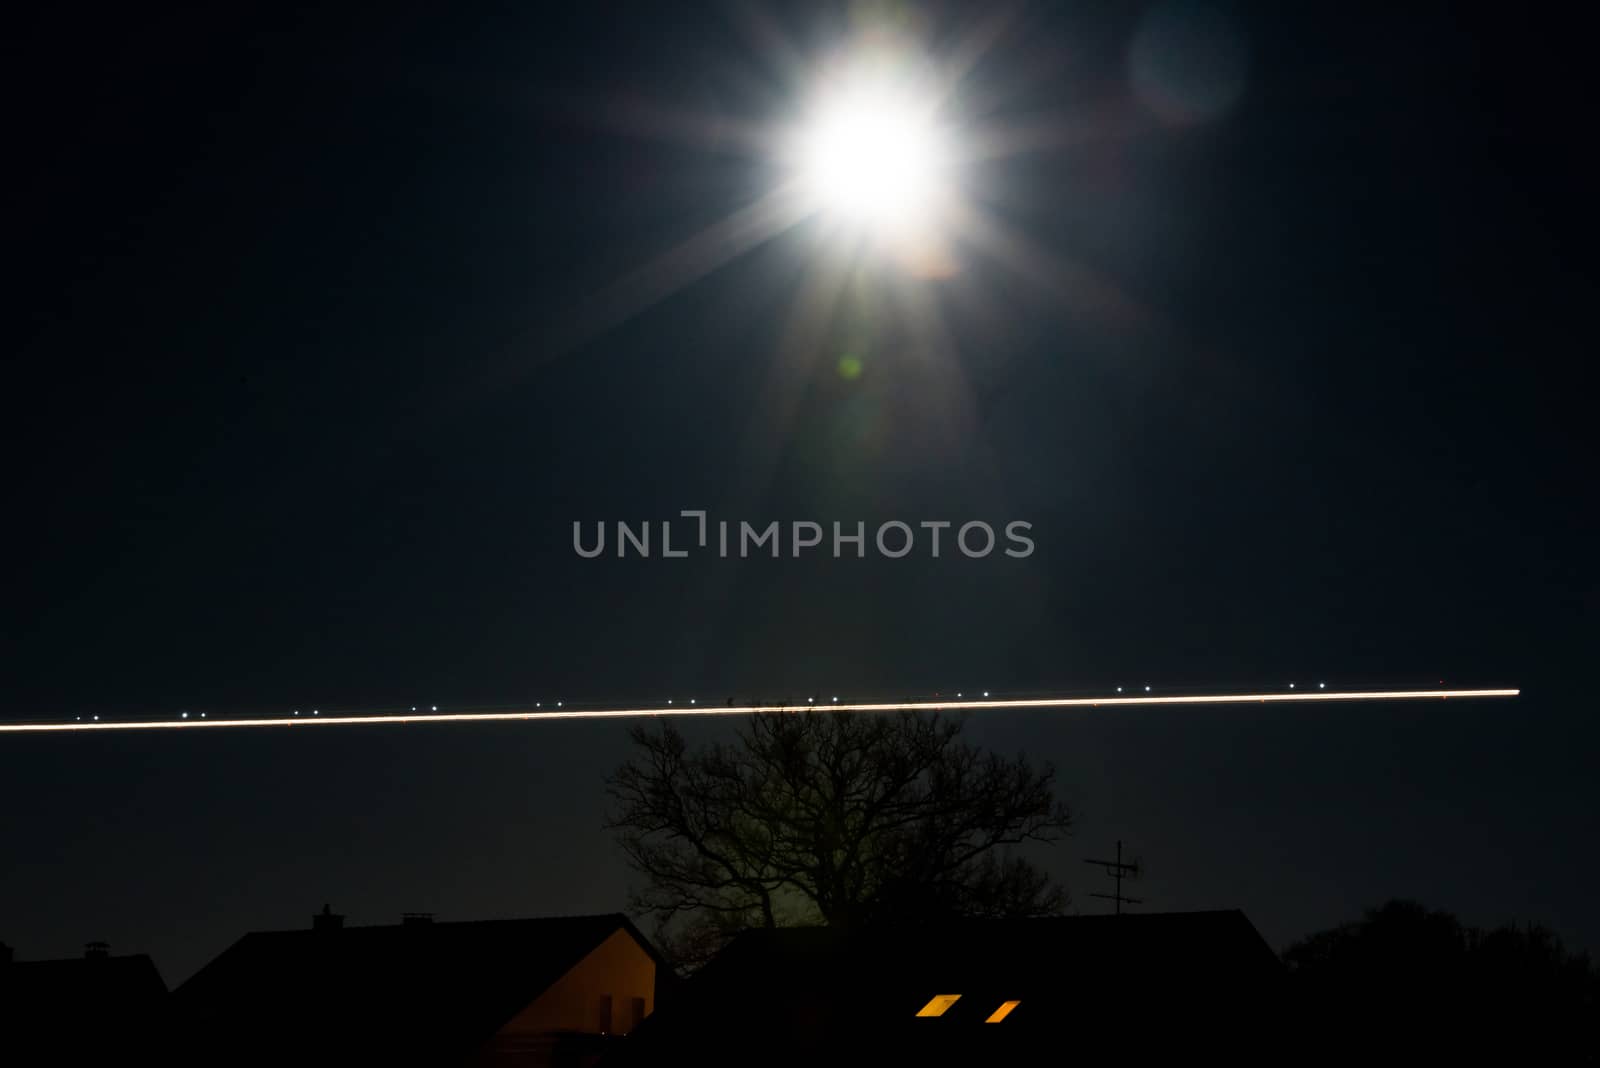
[0, 689, 1519, 734]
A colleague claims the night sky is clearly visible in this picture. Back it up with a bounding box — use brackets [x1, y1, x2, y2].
[4, 1, 1594, 984]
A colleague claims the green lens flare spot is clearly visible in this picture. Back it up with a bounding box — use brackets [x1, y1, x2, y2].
[837, 356, 864, 380]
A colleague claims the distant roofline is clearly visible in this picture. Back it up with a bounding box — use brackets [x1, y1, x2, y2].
[718, 909, 1279, 958]
[7, 952, 161, 965]
[730, 908, 1258, 927]
[244, 910, 637, 937]
[4, 951, 168, 992]
[178, 911, 674, 996]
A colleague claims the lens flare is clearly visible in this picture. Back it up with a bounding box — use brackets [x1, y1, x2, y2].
[796, 78, 951, 233]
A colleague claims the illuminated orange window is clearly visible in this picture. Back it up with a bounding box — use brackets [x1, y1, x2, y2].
[985, 1000, 1021, 1023]
[915, 995, 962, 1017]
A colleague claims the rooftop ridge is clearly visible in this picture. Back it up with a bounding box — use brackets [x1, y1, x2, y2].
[245, 910, 631, 937]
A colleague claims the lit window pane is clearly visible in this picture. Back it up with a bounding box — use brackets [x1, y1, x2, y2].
[986, 1000, 1021, 1023]
[915, 994, 961, 1017]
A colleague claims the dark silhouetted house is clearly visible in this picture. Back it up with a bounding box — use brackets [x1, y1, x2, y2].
[1, 941, 169, 1061]
[174, 911, 667, 1067]
[613, 911, 1285, 1067]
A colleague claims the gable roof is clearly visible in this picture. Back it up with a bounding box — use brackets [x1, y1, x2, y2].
[701, 908, 1280, 1005]
[692, 909, 1281, 1016]
[615, 911, 1284, 1067]
[176, 912, 663, 1057]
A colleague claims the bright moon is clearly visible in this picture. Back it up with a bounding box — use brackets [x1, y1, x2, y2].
[795, 80, 951, 233]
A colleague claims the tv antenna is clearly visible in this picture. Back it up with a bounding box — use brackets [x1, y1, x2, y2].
[1084, 840, 1143, 915]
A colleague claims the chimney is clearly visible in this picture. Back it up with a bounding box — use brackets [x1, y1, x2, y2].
[84, 941, 110, 960]
[401, 912, 435, 927]
[313, 904, 345, 932]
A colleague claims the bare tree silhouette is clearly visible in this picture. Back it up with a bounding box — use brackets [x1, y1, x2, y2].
[606, 710, 1073, 967]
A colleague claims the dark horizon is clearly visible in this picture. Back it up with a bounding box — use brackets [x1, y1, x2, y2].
[4, 0, 1594, 988]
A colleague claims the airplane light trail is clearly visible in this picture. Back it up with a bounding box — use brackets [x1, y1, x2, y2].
[0, 689, 1520, 734]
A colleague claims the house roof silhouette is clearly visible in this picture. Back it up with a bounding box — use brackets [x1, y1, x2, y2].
[616, 910, 1285, 1067]
[2, 947, 168, 1056]
[4, 950, 167, 1006]
[176, 912, 668, 1061]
